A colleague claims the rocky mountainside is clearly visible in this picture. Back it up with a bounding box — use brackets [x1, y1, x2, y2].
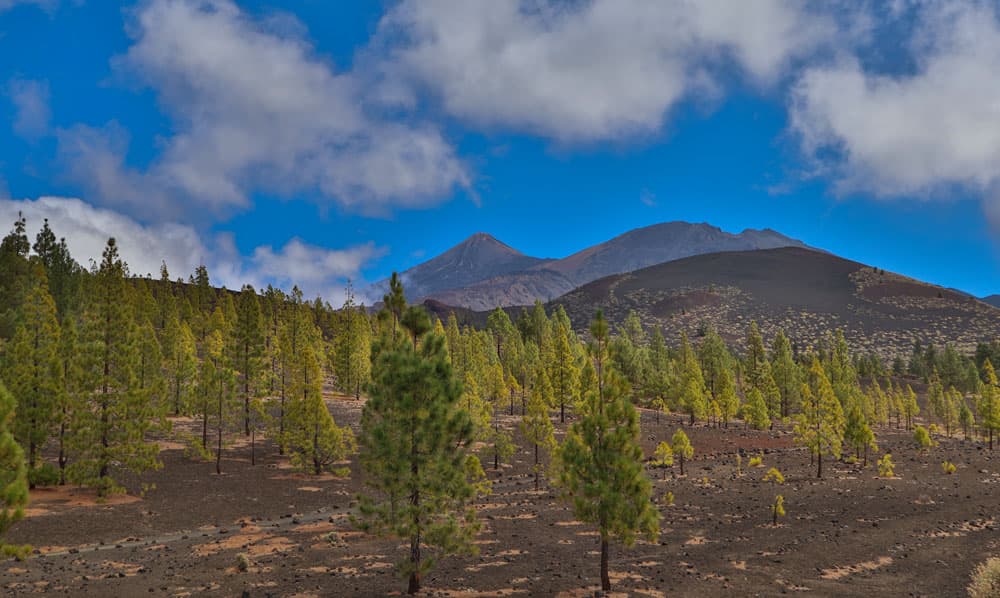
[550, 246, 1000, 359]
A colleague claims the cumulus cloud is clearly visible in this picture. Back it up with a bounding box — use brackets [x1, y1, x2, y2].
[790, 2, 1000, 220]
[58, 0, 468, 220]
[376, 0, 836, 142]
[0, 196, 380, 303]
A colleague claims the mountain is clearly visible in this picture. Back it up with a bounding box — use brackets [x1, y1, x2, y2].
[371, 233, 552, 302]
[535, 222, 809, 288]
[383, 221, 810, 310]
[982, 295, 1000, 308]
[551, 246, 1000, 358]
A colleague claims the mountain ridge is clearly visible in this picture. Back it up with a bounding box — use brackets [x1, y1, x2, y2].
[372, 221, 811, 309]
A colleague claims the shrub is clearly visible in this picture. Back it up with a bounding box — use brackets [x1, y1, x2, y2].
[748, 454, 763, 468]
[771, 495, 785, 526]
[28, 463, 60, 487]
[877, 453, 895, 477]
[969, 557, 1000, 598]
[663, 491, 675, 506]
[913, 425, 934, 449]
[236, 553, 250, 572]
[654, 441, 674, 474]
[942, 461, 957, 475]
[763, 467, 785, 484]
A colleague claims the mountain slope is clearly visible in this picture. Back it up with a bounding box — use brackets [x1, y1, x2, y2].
[982, 295, 1000, 308]
[551, 247, 1000, 358]
[537, 222, 809, 287]
[372, 233, 552, 302]
[415, 222, 809, 309]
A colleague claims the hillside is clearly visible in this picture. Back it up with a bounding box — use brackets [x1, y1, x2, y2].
[550, 247, 1000, 358]
[982, 294, 1000, 308]
[395, 221, 808, 310]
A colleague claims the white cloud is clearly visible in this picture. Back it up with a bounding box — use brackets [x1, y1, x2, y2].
[7, 78, 50, 139]
[790, 2, 1000, 218]
[376, 0, 836, 142]
[0, 196, 380, 302]
[58, 0, 468, 220]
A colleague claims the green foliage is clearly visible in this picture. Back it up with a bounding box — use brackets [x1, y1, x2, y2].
[671, 429, 694, 476]
[941, 461, 956, 475]
[5, 267, 62, 475]
[556, 311, 659, 592]
[68, 240, 160, 496]
[521, 366, 556, 489]
[0, 380, 29, 558]
[913, 425, 934, 449]
[794, 358, 845, 478]
[877, 453, 895, 477]
[334, 284, 371, 400]
[744, 388, 771, 430]
[748, 454, 763, 467]
[357, 306, 482, 595]
[763, 467, 785, 484]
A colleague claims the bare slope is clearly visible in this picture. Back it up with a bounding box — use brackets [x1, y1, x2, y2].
[551, 247, 1000, 358]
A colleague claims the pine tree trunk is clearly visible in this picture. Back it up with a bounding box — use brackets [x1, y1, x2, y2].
[561, 401, 565, 424]
[216, 384, 223, 475]
[534, 443, 539, 491]
[251, 428, 255, 466]
[679, 454, 684, 476]
[600, 538, 610, 591]
[817, 451, 823, 479]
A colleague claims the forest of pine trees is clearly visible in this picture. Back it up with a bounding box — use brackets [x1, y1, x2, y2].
[2, 213, 1000, 591]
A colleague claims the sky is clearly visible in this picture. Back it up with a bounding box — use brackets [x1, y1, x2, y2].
[1, 0, 1000, 302]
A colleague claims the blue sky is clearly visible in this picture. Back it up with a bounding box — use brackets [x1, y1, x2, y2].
[1, 0, 999, 301]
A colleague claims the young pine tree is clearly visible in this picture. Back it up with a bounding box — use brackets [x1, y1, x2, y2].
[5, 268, 62, 480]
[357, 308, 482, 595]
[744, 387, 771, 431]
[233, 285, 266, 437]
[284, 331, 354, 475]
[980, 360, 1000, 450]
[0, 380, 29, 558]
[521, 366, 555, 491]
[557, 311, 659, 592]
[794, 358, 845, 479]
[671, 428, 694, 476]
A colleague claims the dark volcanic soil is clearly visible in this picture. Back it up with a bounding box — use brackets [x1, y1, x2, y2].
[4, 395, 999, 597]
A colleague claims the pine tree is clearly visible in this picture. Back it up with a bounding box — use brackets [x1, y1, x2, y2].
[521, 366, 555, 490]
[794, 358, 845, 478]
[234, 285, 266, 436]
[334, 286, 371, 400]
[357, 309, 482, 595]
[163, 315, 197, 416]
[717, 365, 739, 428]
[549, 322, 579, 423]
[678, 332, 707, 425]
[744, 387, 771, 431]
[671, 428, 694, 476]
[56, 318, 82, 484]
[903, 384, 920, 430]
[556, 310, 659, 592]
[979, 360, 1000, 450]
[843, 405, 877, 466]
[70, 239, 160, 496]
[5, 267, 62, 480]
[284, 327, 354, 475]
[32, 218, 80, 319]
[770, 330, 800, 417]
[0, 380, 29, 558]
